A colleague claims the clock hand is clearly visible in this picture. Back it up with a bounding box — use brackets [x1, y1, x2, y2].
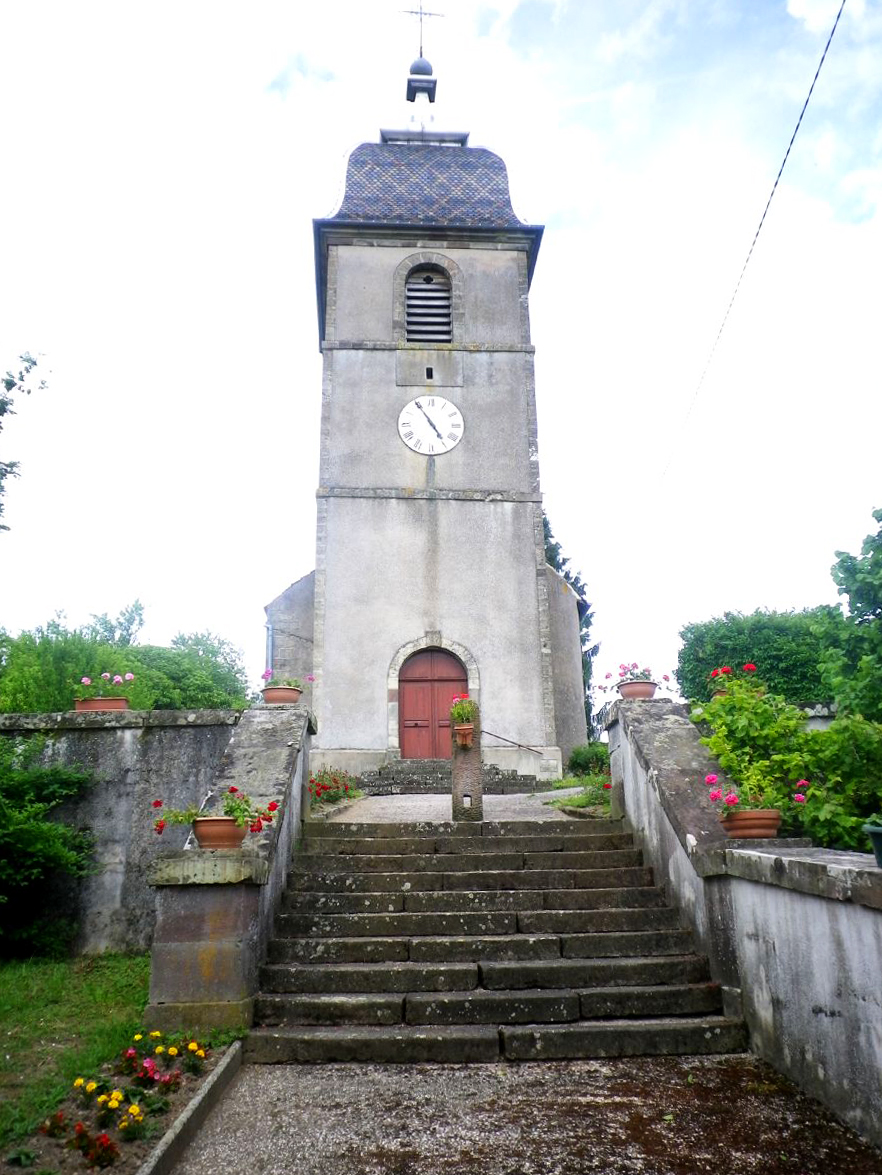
[414, 400, 444, 440]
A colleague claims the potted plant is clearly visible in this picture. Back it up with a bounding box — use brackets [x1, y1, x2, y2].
[450, 694, 478, 748]
[600, 663, 675, 701]
[260, 670, 314, 704]
[703, 770, 809, 839]
[152, 786, 281, 849]
[863, 823, 882, 868]
[73, 672, 136, 712]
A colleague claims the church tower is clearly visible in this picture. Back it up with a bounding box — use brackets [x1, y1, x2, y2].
[266, 57, 587, 780]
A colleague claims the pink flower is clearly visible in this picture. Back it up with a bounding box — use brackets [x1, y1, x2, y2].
[101, 672, 111, 680]
[124, 672, 134, 681]
[631, 663, 638, 670]
[605, 673, 612, 680]
[80, 676, 91, 685]
[262, 669, 272, 681]
[793, 793, 806, 803]
[796, 780, 810, 789]
[663, 675, 670, 681]
[705, 774, 718, 785]
[709, 788, 723, 802]
[724, 792, 740, 806]
[306, 674, 315, 682]
[113, 675, 123, 684]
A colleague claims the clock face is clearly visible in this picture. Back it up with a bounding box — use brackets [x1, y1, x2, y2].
[397, 396, 464, 455]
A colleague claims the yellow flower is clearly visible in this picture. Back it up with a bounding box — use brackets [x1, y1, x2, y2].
[149, 1030, 162, 1038]
[196, 1049, 205, 1058]
[109, 1101, 121, 1112]
[119, 1118, 129, 1130]
[97, 1095, 108, 1105]
[155, 1046, 165, 1055]
[133, 1033, 143, 1041]
[168, 1047, 178, 1057]
[187, 1041, 198, 1052]
[128, 1105, 140, 1116]
[73, 1077, 84, 1088]
[85, 1081, 97, 1093]
[112, 1090, 123, 1099]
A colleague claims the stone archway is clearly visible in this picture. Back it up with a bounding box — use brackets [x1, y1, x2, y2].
[387, 634, 479, 759]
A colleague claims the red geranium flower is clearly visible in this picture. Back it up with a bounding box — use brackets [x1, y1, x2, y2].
[720, 666, 732, 674]
[228, 786, 238, 794]
[267, 801, 279, 812]
[710, 669, 720, 678]
[152, 799, 163, 808]
[743, 663, 757, 672]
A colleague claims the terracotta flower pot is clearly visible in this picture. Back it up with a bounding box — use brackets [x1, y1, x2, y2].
[261, 686, 303, 704]
[74, 697, 129, 712]
[720, 808, 782, 839]
[192, 817, 248, 850]
[617, 681, 658, 701]
[453, 722, 475, 748]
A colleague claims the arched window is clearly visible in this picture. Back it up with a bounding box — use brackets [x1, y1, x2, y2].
[405, 267, 452, 343]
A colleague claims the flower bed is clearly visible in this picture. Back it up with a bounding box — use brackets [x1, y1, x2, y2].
[9, 1030, 226, 1172]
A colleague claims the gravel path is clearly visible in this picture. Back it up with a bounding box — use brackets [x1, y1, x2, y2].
[173, 1056, 882, 1175]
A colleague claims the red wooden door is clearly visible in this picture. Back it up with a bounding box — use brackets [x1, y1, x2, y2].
[399, 649, 468, 759]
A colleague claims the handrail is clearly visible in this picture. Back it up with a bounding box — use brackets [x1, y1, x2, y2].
[481, 728, 543, 755]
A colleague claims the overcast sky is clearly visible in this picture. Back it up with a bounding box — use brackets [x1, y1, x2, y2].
[2, 0, 880, 705]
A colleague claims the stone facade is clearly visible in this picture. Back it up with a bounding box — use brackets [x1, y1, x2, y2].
[267, 117, 587, 779]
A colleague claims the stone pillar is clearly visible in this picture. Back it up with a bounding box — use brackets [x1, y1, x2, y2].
[144, 853, 268, 1031]
[451, 708, 483, 822]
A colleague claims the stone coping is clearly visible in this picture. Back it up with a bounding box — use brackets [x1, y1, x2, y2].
[149, 851, 269, 887]
[0, 709, 242, 730]
[698, 844, 882, 911]
[607, 699, 881, 914]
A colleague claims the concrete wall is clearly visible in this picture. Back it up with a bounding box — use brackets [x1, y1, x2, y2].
[545, 565, 588, 767]
[607, 699, 882, 1148]
[0, 711, 239, 954]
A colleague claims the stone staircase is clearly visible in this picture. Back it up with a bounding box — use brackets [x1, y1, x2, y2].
[245, 817, 747, 1063]
[357, 758, 540, 795]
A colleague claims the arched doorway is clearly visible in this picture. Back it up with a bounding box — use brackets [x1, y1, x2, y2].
[399, 648, 468, 759]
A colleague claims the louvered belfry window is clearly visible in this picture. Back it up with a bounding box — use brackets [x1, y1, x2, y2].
[405, 267, 452, 343]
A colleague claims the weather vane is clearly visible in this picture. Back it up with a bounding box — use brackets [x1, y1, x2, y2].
[401, 2, 444, 57]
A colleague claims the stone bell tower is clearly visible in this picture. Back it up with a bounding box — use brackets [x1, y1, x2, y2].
[265, 57, 587, 779]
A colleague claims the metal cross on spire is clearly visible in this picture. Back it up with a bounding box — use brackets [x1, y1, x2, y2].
[401, 2, 444, 57]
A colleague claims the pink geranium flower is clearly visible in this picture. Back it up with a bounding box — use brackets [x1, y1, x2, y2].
[705, 774, 718, 785]
[793, 793, 806, 803]
[724, 792, 740, 806]
[709, 788, 723, 802]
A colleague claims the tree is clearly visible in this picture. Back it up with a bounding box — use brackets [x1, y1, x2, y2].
[1, 353, 47, 531]
[543, 513, 599, 733]
[817, 507, 882, 721]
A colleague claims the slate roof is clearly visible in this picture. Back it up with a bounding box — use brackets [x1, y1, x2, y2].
[332, 142, 524, 228]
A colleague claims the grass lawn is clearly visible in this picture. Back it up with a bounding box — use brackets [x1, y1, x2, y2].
[0, 954, 150, 1149]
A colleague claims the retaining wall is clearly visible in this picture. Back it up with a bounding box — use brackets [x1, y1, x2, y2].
[0, 711, 239, 953]
[607, 699, 882, 1148]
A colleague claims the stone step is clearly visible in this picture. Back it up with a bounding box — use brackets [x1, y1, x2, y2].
[479, 954, 711, 990]
[281, 885, 667, 914]
[301, 819, 621, 839]
[299, 833, 629, 856]
[500, 1017, 748, 1060]
[286, 865, 653, 893]
[274, 906, 679, 939]
[244, 1016, 747, 1064]
[266, 927, 693, 965]
[292, 848, 644, 874]
[260, 961, 480, 994]
[405, 983, 723, 1025]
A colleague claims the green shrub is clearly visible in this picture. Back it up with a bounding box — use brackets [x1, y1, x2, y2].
[567, 743, 610, 776]
[0, 618, 249, 713]
[0, 737, 94, 956]
[677, 608, 839, 703]
[692, 680, 882, 850]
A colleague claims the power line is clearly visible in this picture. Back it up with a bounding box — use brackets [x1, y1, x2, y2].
[660, 0, 847, 481]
